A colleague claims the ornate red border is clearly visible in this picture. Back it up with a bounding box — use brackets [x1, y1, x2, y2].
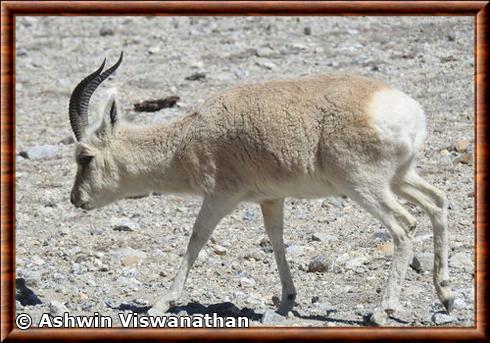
[1, 1, 488, 341]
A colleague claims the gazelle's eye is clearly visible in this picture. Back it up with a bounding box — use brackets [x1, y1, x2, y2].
[79, 155, 94, 166]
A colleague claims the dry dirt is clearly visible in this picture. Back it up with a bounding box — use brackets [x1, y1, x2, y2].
[14, 16, 474, 327]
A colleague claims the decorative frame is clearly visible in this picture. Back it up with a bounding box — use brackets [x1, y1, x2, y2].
[1, 1, 488, 341]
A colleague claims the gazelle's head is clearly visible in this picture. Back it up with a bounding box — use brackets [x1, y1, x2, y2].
[68, 52, 125, 210]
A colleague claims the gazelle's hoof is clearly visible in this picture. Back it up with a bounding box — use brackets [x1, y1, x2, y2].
[442, 294, 455, 314]
[365, 310, 387, 326]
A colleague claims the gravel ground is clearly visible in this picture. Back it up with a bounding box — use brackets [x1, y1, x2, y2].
[15, 16, 474, 327]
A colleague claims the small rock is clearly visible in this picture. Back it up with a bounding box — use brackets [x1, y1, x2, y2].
[19, 145, 61, 160]
[308, 255, 329, 273]
[64, 246, 81, 256]
[99, 28, 114, 36]
[121, 255, 141, 267]
[410, 256, 423, 273]
[234, 68, 249, 79]
[317, 302, 337, 315]
[344, 256, 367, 271]
[440, 149, 450, 156]
[17, 47, 28, 57]
[50, 300, 69, 316]
[148, 46, 161, 55]
[190, 61, 204, 69]
[286, 311, 295, 319]
[285, 244, 303, 256]
[324, 198, 344, 208]
[259, 237, 273, 253]
[212, 245, 227, 256]
[239, 277, 256, 287]
[412, 253, 433, 273]
[375, 241, 394, 256]
[447, 34, 456, 41]
[372, 231, 391, 242]
[261, 309, 286, 324]
[116, 276, 142, 289]
[453, 297, 467, 310]
[111, 248, 146, 267]
[431, 312, 454, 325]
[454, 138, 470, 153]
[311, 232, 338, 242]
[134, 96, 179, 112]
[242, 207, 258, 221]
[454, 152, 472, 165]
[304, 26, 312, 35]
[113, 218, 141, 232]
[185, 72, 206, 81]
[449, 252, 473, 272]
[255, 58, 277, 71]
[31, 255, 45, 265]
[255, 47, 274, 57]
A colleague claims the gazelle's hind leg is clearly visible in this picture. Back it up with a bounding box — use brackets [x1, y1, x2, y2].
[393, 169, 455, 314]
[346, 185, 416, 326]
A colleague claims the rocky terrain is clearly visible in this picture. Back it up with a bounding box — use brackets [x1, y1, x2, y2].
[15, 16, 474, 327]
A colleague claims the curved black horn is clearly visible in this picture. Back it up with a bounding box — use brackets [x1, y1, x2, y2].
[69, 59, 106, 141]
[68, 52, 124, 141]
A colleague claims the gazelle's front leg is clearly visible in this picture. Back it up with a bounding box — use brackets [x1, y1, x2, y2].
[149, 194, 239, 315]
[260, 199, 297, 315]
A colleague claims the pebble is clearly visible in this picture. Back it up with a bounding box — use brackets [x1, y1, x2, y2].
[375, 241, 394, 256]
[242, 207, 258, 221]
[311, 232, 338, 242]
[17, 47, 28, 57]
[99, 28, 115, 36]
[304, 26, 312, 35]
[185, 72, 206, 81]
[212, 244, 227, 256]
[344, 256, 367, 271]
[259, 237, 273, 253]
[111, 248, 146, 267]
[454, 152, 472, 165]
[148, 46, 161, 55]
[449, 252, 473, 272]
[440, 149, 450, 156]
[431, 312, 454, 325]
[255, 58, 277, 70]
[58, 136, 74, 145]
[410, 253, 433, 273]
[307, 255, 329, 273]
[239, 276, 256, 287]
[255, 47, 274, 57]
[261, 309, 285, 324]
[49, 300, 69, 316]
[19, 145, 61, 160]
[31, 255, 45, 265]
[285, 244, 303, 256]
[113, 218, 141, 232]
[116, 276, 142, 289]
[454, 139, 470, 153]
[453, 297, 467, 310]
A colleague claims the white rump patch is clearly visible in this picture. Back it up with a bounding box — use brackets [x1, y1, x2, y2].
[368, 88, 427, 158]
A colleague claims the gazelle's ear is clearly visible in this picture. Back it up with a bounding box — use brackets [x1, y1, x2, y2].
[97, 92, 119, 138]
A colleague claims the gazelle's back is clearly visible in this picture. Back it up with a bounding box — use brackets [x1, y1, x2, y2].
[182, 74, 424, 198]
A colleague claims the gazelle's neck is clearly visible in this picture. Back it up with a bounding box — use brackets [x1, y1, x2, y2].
[111, 119, 195, 195]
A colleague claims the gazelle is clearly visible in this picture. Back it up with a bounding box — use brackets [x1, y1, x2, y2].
[68, 52, 454, 325]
